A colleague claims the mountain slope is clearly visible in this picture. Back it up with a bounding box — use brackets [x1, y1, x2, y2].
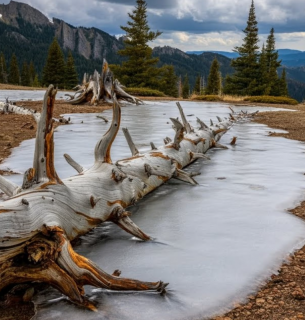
[153, 46, 234, 89]
[187, 49, 305, 67]
[0, 0, 50, 27]
[0, 1, 123, 79]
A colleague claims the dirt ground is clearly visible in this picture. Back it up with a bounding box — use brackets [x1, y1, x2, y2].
[0, 99, 112, 174]
[1, 91, 305, 319]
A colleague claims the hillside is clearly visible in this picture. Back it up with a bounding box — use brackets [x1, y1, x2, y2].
[187, 49, 305, 102]
[187, 49, 305, 67]
[153, 46, 234, 89]
[0, 1, 123, 79]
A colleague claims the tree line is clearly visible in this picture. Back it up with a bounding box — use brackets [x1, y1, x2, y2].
[0, 0, 289, 99]
[0, 38, 78, 89]
[223, 0, 288, 97]
[178, 0, 288, 98]
[111, 0, 288, 99]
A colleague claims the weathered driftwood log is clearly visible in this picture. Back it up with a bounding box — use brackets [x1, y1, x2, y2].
[0, 98, 71, 124]
[0, 84, 257, 308]
[65, 59, 143, 105]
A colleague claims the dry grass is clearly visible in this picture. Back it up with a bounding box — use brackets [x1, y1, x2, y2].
[192, 94, 248, 103]
[222, 94, 249, 102]
[0, 84, 46, 91]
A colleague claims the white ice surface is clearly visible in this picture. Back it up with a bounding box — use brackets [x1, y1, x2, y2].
[0, 89, 72, 102]
[1, 100, 305, 319]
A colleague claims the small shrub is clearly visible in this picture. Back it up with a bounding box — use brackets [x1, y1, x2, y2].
[244, 96, 298, 105]
[124, 87, 166, 97]
[192, 95, 224, 102]
[222, 95, 248, 102]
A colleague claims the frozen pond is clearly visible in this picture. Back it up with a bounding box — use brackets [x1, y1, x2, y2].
[1, 100, 305, 319]
[0, 89, 72, 102]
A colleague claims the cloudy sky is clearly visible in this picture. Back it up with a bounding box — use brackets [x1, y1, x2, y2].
[2, 0, 305, 52]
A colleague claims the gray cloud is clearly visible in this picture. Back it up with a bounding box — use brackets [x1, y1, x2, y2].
[97, 0, 178, 9]
[1, 0, 304, 50]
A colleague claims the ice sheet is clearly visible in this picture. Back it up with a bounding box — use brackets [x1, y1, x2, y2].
[0, 89, 72, 102]
[1, 100, 305, 319]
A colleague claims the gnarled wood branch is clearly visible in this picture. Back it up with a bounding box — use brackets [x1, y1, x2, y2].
[66, 59, 143, 106]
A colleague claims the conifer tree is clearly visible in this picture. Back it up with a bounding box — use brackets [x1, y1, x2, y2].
[224, 0, 260, 95]
[8, 53, 20, 85]
[265, 28, 281, 95]
[32, 74, 40, 87]
[0, 52, 8, 84]
[65, 51, 79, 89]
[29, 61, 36, 86]
[21, 61, 31, 87]
[113, 0, 162, 88]
[257, 43, 269, 95]
[206, 58, 221, 95]
[193, 75, 201, 94]
[157, 65, 178, 97]
[279, 68, 288, 96]
[182, 74, 190, 99]
[42, 38, 65, 88]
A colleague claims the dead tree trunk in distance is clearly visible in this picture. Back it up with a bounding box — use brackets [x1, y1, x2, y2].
[65, 59, 142, 105]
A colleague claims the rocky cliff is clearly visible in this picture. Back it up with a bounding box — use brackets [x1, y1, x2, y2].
[53, 19, 122, 60]
[0, 1, 123, 62]
[0, 1, 50, 27]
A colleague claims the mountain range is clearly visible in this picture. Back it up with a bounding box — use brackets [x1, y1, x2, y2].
[187, 49, 305, 67]
[0, 1, 304, 102]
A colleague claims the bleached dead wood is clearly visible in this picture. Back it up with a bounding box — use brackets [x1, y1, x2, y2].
[0, 84, 256, 308]
[65, 59, 143, 105]
[0, 98, 70, 124]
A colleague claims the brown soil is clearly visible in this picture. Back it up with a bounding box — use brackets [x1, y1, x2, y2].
[2, 96, 305, 320]
[0, 300, 36, 320]
[0, 99, 112, 168]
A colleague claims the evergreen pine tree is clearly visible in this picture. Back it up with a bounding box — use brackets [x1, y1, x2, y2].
[279, 68, 288, 96]
[65, 51, 79, 89]
[42, 38, 66, 88]
[224, 0, 260, 95]
[32, 74, 40, 87]
[29, 61, 36, 86]
[157, 65, 178, 97]
[112, 0, 162, 88]
[0, 52, 8, 84]
[182, 74, 190, 99]
[193, 75, 201, 94]
[21, 61, 31, 87]
[265, 28, 281, 96]
[257, 43, 269, 95]
[8, 53, 20, 85]
[206, 58, 221, 95]
[178, 75, 182, 98]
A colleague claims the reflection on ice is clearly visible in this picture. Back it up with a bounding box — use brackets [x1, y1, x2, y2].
[1, 100, 305, 319]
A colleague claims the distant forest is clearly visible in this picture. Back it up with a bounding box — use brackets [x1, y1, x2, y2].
[0, 16, 304, 101]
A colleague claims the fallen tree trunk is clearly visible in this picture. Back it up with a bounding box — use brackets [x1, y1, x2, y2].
[0, 84, 256, 308]
[0, 98, 71, 124]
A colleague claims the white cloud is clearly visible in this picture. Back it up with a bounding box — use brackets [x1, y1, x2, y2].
[152, 30, 305, 52]
[152, 31, 244, 51]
